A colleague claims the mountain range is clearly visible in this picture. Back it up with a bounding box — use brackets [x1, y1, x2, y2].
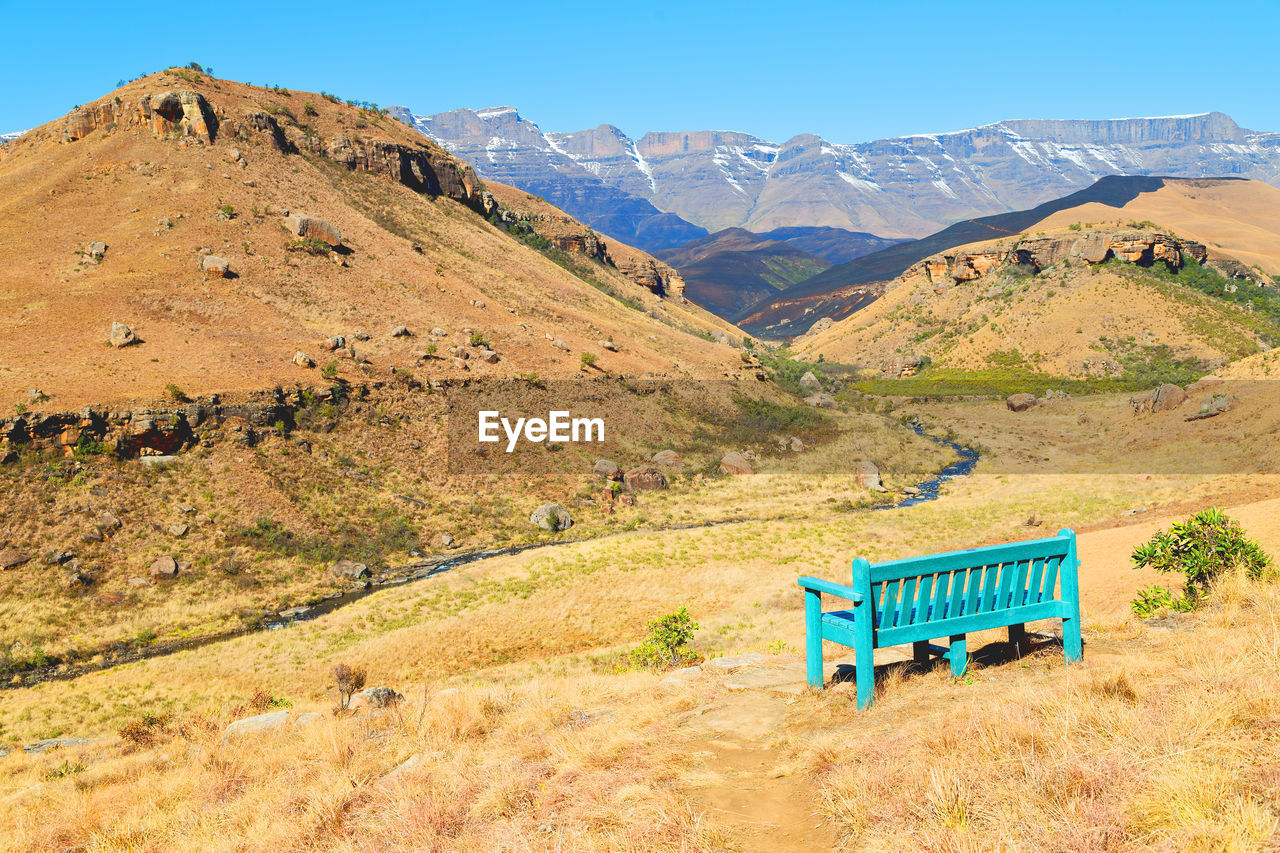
[392, 107, 1280, 253]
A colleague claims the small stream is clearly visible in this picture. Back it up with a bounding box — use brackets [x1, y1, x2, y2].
[6, 425, 980, 688]
[876, 423, 981, 510]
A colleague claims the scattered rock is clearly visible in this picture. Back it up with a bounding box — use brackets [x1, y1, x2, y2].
[598, 340, 619, 352]
[799, 371, 821, 391]
[803, 392, 836, 408]
[352, 686, 404, 709]
[704, 653, 767, 672]
[788, 437, 805, 452]
[293, 351, 315, 368]
[1186, 394, 1235, 421]
[94, 511, 122, 532]
[552, 339, 570, 352]
[593, 459, 621, 480]
[618, 493, 636, 507]
[293, 712, 323, 728]
[391, 325, 411, 337]
[200, 255, 230, 277]
[85, 241, 108, 263]
[127, 576, 150, 587]
[149, 555, 179, 579]
[23, 737, 102, 754]
[169, 524, 189, 538]
[450, 357, 469, 370]
[332, 559, 370, 579]
[1077, 413, 1091, 425]
[45, 549, 75, 565]
[902, 486, 922, 496]
[0, 549, 30, 570]
[321, 335, 346, 352]
[286, 214, 342, 247]
[109, 322, 140, 348]
[479, 350, 499, 364]
[658, 666, 703, 690]
[431, 327, 447, 337]
[651, 450, 684, 467]
[223, 710, 290, 740]
[530, 503, 573, 532]
[64, 570, 92, 588]
[624, 465, 667, 491]
[855, 461, 886, 492]
[1006, 393, 1039, 412]
[1151, 383, 1188, 413]
[718, 452, 754, 476]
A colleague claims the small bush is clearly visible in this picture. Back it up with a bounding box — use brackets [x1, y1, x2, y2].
[218, 204, 236, 219]
[334, 662, 367, 710]
[286, 237, 331, 256]
[580, 352, 598, 370]
[469, 332, 488, 348]
[118, 712, 172, 748]
[321, 361, 338, 379]
[165, 383, 188, 402]
[303, 102, 318, 117]
[1131, 508, 1273, 616]
[628, 607, 699, 670]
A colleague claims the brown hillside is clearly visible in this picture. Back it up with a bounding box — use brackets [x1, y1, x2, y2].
[0, 70, 744, 410]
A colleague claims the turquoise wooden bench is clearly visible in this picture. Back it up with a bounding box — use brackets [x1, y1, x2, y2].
[798, 529, 1082, 709]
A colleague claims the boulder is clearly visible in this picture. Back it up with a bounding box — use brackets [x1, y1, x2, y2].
[1006, 393, 1038, 412]
[855, 461, 886, 492]
[1186, 395, 1235, 421]
[431, 328, 447, 337]
[0, 549, 30, 570]
[1187, 375, 1224, 393]
[109, 322, 140, 348]
[332, 559, 370, 579]
[450, 357, 469, 370]
[321, 335, 346, 352]
[599, 340, 619, 352]
[799, 371, 821, 391]
[223, 710, 290, 740]
[592, 459, 621, 480]
[391, 325, 411, 337]
[651, 450, 684, 468]
[788, 437, 805, 452]
[530, 503, 573, 532]
[624, 465, 667, 491]
[351, 686, 404, 709]
[149, 555, 179, 579]
[94, 511, 122, 532]
[293, 351, 315, 368]
[169, 524, 189, 538]
[286, 214, 342, 247]
[718, 452, 754, 476]
[1150, 383, 1188, 413]
[85, 241, 108, 263]
[23, 737, 102, 754]
[200, 255, 230, 277]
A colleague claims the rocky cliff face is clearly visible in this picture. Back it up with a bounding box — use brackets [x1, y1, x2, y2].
[396, 107, 1280, 242]
[907, 231, 1208, 285]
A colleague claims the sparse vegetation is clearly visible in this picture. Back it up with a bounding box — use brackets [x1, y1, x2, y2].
[333, 662, 367, 710]
[628, 607, 699, 670]
[1131, 508, 1273, 616]
[165, 382, 189, 402]
[286, 237, 331, 256]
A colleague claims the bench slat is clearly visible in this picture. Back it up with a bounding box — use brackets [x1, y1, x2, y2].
[897, 577, 916, 628]
[880, 579, 900, 629]
[1026, 557, 1046, 605]
[933, 570, 952, 620]
[874, 600, 1068, 646]
[868, 535, 1072, 583]
[997, 561, 1017, 610]
[912, 574, 934, 626]
[1042, 556, 1060, 604]
[945, 570, 967, 619]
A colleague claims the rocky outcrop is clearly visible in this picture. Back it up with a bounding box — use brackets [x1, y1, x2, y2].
[59, 90, 219, 145]
[616, 258, 685, 298]
[911, 231, 1209, 286]
[553, 232, 608, 263]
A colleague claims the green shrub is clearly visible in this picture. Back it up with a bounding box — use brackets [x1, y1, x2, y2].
[286, 237, 331, 256]
[1130, 508, 1273, 616]
[628, 607, 699, 670]
[165, 383, 188, 402]
[469, 332, 488, 348]
[321, 361, 338, 379]
[580, 352, 598, 370]
[118, 712, 172, 748]
[218, 203, 236, 219]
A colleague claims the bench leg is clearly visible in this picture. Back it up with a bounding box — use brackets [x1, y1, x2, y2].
[912, 641, 930, 665]
[947, 634, 968, 678]
[1063, 615, 1083, 664]
[803, 588, 824, 689]
[854, 601, 876, 711]
[1008, 623, 1028, 658]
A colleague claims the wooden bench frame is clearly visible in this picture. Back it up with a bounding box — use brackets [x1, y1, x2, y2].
[798, 529, 1083, 709]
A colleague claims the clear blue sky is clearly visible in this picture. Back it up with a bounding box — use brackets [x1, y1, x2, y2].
[1, 0, 1276, 142]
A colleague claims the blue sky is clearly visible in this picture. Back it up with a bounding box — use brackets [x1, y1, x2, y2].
[1, 0, 1276, 142]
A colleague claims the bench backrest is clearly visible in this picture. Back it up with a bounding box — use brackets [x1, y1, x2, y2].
[853, 529, 1078, 631]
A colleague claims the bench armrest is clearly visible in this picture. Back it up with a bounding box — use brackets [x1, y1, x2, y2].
[797, 576, 864, 603]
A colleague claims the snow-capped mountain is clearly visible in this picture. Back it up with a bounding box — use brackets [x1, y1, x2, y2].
[0, 130, 26, 144]
[391, 107, 1280, 248]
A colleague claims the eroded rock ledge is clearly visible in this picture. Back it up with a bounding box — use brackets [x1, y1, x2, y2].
[908, 231, 1209, 285]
